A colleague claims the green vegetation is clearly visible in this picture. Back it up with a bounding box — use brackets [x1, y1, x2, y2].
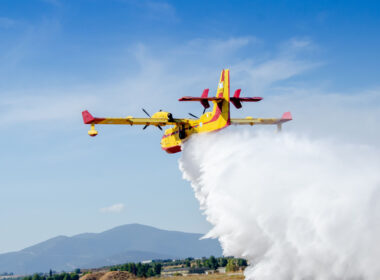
[225, 258, 248, 272]
[185, 256, 246, 270]
[18, 256, 247, 279]
[22, 272, 79, 280]
[109, 262, 162, 277]
[151, 256, 245, 269]
[225, 259, 239, 272]
[109, 256, 247, 276]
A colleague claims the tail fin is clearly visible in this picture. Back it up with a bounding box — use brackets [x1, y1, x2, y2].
[178, 69, 231, 127]
[207, 69, 230, 126]
[216, 69, 230, 102]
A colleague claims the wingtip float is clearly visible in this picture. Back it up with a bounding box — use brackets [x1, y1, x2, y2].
[82, 69, 292, 154]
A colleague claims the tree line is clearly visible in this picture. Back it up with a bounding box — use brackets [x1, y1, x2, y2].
[109, 262, 162, 277]
[22, 271, 79, 280]
[109, 256, 248, 276]
[20, 256, 248, 279]
[159, 256, 247, 270]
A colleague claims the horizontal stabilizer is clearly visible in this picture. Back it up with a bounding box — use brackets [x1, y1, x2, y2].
[179, 89, 224, 109]
[178, 97, 224, 102]
[230, 89, 263, 109]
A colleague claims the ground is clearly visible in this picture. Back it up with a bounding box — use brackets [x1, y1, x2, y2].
[166, 274, 244, 280]
[80, 271, 244, 280]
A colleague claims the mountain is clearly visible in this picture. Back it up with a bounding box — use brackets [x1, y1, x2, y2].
[0, 224, 222, 275]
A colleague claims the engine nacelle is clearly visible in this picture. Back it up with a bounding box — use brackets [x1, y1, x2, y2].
[151, 111, 174, 122]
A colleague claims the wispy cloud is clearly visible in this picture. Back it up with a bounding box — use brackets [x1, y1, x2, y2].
[99, 203, 125, 213]
[281, 37, 317, 53]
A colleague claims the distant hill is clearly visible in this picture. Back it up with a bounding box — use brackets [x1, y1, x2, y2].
[0, 224, 222, 275]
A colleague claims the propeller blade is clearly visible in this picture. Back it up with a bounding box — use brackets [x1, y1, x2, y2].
[142, 108, 151, 118]
[203, 108, 206, 114]
[142, 109, 162, 131]
[189, 113, 199, 119]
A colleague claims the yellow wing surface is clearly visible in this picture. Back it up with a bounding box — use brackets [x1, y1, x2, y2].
[82, 110, 190, 125]
[230, 112, 292, 130]
[82, 110, 190, 136]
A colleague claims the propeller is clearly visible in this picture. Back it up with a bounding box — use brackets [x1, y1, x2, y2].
[188, 113, 199, 119]
[142, 108, 162, 131]
[203, 107, 207, 114]
[142, 108, 151, 118]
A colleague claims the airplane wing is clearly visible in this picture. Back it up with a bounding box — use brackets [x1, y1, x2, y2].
[82, 110, 188, 126]
[230, 112, 292, 126]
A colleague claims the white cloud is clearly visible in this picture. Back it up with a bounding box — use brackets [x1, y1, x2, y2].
[99, 203, 125, 213]
[234, 57, 320, 94]
[281, 37, 316, 53]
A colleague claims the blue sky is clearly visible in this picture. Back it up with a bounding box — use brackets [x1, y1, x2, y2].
[1, 0, 380, 253]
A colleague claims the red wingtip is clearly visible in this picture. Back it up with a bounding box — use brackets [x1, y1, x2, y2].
[282, 112, 292, 120]
[82, 110, 95, 124]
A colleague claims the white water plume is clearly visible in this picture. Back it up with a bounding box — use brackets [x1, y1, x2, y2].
[179, 130, 380, 280]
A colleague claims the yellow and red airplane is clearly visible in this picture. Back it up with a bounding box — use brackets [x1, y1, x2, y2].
[82, 69, 292, 154]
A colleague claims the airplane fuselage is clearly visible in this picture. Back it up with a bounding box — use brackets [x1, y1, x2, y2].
[161, 107, 230, 153]
[161, 72, 231, 153]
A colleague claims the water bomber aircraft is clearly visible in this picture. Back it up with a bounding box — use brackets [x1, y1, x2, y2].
[82, 69, 292, 154]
